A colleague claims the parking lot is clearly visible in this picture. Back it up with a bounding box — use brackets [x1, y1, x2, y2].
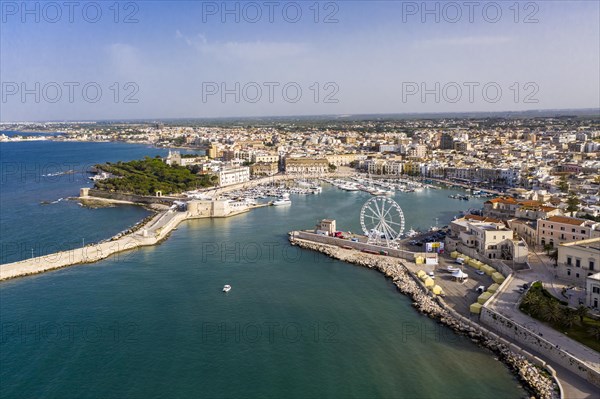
[403, 253, 495, 317]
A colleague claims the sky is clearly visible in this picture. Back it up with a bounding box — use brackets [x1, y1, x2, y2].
[1, 0, 599, 121]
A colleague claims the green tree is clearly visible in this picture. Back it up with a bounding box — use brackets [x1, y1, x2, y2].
[560, 309, 578, 329]
[541, 301, 562, 324]
[588, 325, 600, 340]
[543, 243, 554, 255]
[575, 305, 589, 324]
[548, 249, 558, 266]
[557, 175, 569, 193]
[566, 191, 580, 214]
[328, 164, 337, 172]
[521, 292, 542, 316]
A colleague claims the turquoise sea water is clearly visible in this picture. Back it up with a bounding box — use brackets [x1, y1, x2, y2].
[0, 140, 526, 398]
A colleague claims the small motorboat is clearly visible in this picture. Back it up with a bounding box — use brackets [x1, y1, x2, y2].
[223, 285, 232, 293]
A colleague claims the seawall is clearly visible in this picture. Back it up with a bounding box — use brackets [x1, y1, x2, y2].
[289, 235, 560, 399]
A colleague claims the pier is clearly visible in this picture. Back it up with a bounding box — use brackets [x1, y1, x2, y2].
[0, 199, 267, 281]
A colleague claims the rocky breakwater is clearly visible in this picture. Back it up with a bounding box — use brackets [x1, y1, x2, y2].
[290, 236, 559, 399]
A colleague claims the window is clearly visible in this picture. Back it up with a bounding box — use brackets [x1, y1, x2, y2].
[593, 286, 600, 294]
[576, 273, 579, 278]
[567, 257, 572, 265]
[576, 259, 581, 268]
[567, 269, 571, 276]
[571, 228, 575, 232]
[581, 230, 585, 234]
[561, 227, 564, 231]
[590, 261, 595, 271]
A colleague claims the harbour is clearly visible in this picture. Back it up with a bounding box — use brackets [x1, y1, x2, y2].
[0, 142, 527, 398]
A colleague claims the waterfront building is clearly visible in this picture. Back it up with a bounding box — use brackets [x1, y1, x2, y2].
[316, 219, 336, 235]
[250, 162, 278, 177]
[556, 237, 600, 287]
[536, 216, 600, 248]
[446, 216, 528, 262]
[218, 166, 250, 187]
[284, 158, 329, 175]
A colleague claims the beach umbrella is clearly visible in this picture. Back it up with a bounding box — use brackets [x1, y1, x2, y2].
[450, 251, 459, 259]
[424, 277, 434, 287]
[417, 270, 426, 278]
[432, 285, 444, 295]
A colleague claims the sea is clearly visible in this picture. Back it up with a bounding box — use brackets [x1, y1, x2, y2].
[0, 136, 526, 398]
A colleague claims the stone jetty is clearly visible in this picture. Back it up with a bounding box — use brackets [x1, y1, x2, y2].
[290, 236, 560, 399]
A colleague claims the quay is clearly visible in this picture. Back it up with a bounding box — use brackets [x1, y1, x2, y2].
[289, 227, 600, 398]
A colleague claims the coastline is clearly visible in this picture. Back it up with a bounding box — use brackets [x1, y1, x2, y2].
[289, 236, 560, 399]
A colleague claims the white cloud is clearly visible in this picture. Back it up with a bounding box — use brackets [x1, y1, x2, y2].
[175, 31, 308, 60]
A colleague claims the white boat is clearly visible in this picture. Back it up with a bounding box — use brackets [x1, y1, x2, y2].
[273, 193, 292, 206]
[406, 228, 419, 238]
[223, 285, 232, 292]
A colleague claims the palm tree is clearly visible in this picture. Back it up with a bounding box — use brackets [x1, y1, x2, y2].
[548, 249, 558, 266]
[561, 309, 578, 329]
[541, 302, 562, 325]
[543, 243, 553, 256]
[575, 305, 589, 324]
[521, 292, 542, 315]
[588, 325, 600, 341]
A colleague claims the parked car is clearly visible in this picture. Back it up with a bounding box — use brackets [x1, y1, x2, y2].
[476, 270, 485, 275]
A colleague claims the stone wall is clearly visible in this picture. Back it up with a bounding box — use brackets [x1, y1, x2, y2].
[289, 236, 560, 399]
[480, 306, 600, 387]
[85, 188, 179, 205]
[294, 231, 430, 261]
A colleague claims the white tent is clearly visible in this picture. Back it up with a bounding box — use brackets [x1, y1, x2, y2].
[451, 270, 469, 280]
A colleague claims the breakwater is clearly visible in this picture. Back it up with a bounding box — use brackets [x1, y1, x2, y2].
[0, 210, 187, 281]
[289, 236, 560, 399]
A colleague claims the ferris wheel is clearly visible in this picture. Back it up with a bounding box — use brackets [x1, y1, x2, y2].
[360, 196, 405, 247]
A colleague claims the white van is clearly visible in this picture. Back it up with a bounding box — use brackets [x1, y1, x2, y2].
[455, 257, 465, 265]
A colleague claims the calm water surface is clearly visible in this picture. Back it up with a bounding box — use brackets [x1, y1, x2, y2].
[0, 141, 525, 398]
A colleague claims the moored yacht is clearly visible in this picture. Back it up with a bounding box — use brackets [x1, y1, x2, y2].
[273, 193, 292, 206]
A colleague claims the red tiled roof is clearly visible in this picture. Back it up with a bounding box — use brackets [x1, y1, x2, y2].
[546, 216, 586, 226]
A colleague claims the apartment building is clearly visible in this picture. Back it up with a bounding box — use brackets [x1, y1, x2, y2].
[218, 166, 250, 187]
[556, 237, 599, 287]
[446, 215, 528, 262]
[537, 216, 600, 248]
[284, 158, 329, 175]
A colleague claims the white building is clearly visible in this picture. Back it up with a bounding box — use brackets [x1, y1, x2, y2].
[586, 273, 600, 310]
[556, 237, 600, 287]
[218, 166, 250, 187]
